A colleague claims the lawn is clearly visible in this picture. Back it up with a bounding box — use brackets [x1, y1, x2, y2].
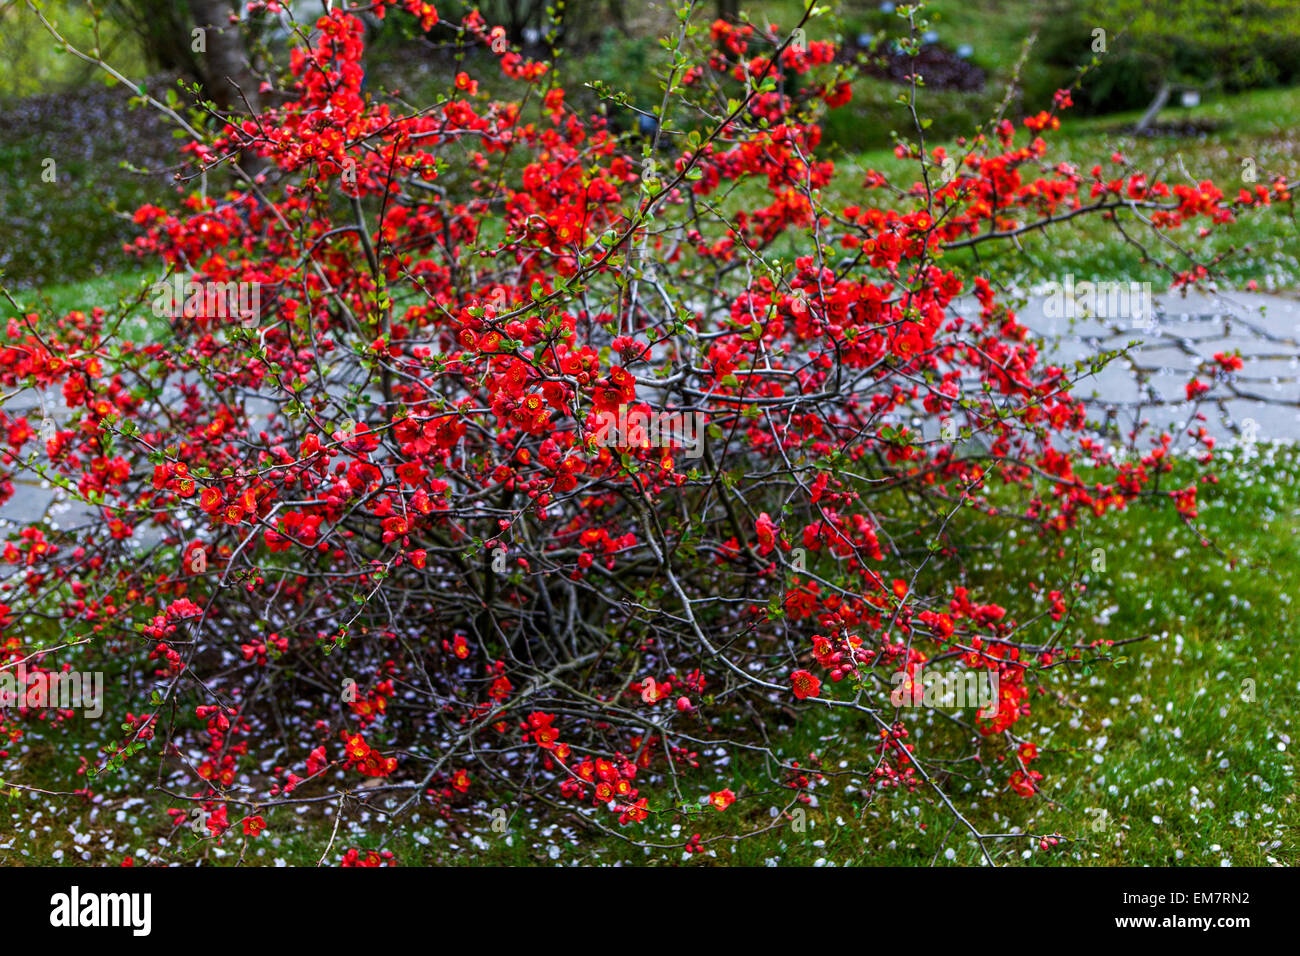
[3, 439, 1294, 866]
[807, 85, 1300, 290]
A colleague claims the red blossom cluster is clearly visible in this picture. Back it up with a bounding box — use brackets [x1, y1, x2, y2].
[0, 3, 1282, 861]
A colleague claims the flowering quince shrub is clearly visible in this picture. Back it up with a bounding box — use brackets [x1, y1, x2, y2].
[1, 1, 1289, 863]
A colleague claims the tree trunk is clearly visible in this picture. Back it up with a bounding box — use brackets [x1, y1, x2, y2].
[187, 0, 256, 113]
[187, 0, 267, 178]
[1134, 81, 1171, 134]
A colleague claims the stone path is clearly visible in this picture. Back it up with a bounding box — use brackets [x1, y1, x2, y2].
[1008, 290, 1300, 445]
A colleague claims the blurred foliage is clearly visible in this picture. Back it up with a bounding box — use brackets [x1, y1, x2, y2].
[0, 78, 175, 289]
[0, 0, 149, 100]
[1029, 0, 1300, 115]
[101, 0, 203, 78]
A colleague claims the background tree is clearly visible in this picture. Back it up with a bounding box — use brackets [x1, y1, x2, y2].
[1083, 0, 1300, 129]
[0, 0, 146, 98]
[186, 0, 259, 113]
[106, 0, 257, 114]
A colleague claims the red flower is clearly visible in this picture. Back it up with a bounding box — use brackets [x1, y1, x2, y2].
[755, 512, 778, 555]
[199, 487, 222, 513]
[344, 733, 370, 761]
[9, 8, 1250, 863]
[1213, 351, 1243, 372]
[790, 669, 821, 700]
[404, 0, 438, 31]
[618, 797, 649, 824]
[206, 804, 229, 835]
[1008, 769, 1043, 797]
[306, 746, 328, 776]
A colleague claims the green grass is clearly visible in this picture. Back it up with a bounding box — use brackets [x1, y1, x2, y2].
[0, 76, 175, 290]
[3, 267, 166, 344]
[801, 83, 1300, 289]
[389, 442, 1300, 866]
[944, 86, 1300, 287]
[4, 443, 1295, 866]
[416, 443, 1297, 867]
